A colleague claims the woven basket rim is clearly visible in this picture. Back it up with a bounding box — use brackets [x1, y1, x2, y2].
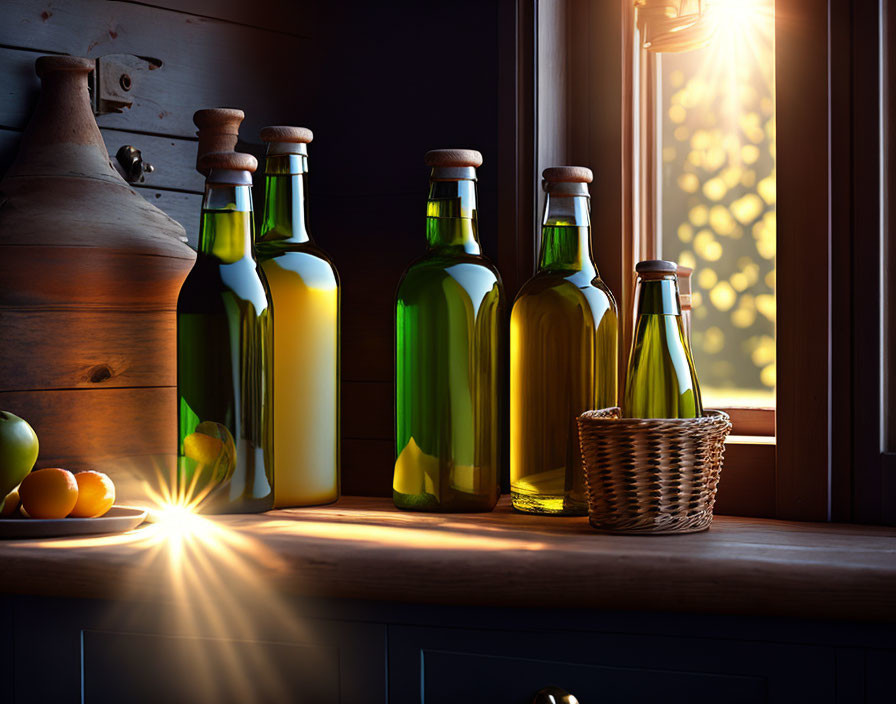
[578, 407, 730, 427]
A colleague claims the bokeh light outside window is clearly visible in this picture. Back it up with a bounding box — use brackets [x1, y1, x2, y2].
[655, 0, 776, 408]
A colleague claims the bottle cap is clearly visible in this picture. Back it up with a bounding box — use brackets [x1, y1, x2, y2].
[636, 260, 679, 278]
[260, 126, 313, 143]
[424, 149, 483, 168]
[199, 151, 257, 185]
[542, 166, 593, 183]
[194, 108, 245, 174]
[260, 126, 312, 157]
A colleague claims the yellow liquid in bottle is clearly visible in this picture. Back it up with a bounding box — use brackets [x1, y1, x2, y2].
[262, 258, 339, 507]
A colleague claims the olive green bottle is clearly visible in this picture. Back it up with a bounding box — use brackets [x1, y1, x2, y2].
[255, 126, 340, 508]
[176, 151, 274, 513]
[623, 260, 703, 418]
[510, 166, 618, 515]
[393, 149, 505, 512]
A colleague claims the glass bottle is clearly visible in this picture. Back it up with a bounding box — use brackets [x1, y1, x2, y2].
[255, 126, 340, 508]
[393, 149, 505, 512]
[623, 260, 703, 418]
[176, 151, 274, 513]
[510, 166, 618, 516]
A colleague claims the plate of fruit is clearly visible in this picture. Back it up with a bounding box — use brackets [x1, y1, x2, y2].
[0, 411, 147, 539]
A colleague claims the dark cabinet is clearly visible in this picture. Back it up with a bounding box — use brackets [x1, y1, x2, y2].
[4, 595, 893, 703]
[387, 624, 834, 704]
[6, 596, 386, 704]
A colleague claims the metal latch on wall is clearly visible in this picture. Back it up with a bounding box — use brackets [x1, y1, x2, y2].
[89, 54, 162, 115]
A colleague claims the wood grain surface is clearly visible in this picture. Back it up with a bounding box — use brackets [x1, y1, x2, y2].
[0, 310, 176, 391]
[0, 387, 174, 482]
[0, 496, 893, 622]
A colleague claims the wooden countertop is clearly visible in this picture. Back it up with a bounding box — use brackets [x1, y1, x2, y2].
[1, 496, 895, 622]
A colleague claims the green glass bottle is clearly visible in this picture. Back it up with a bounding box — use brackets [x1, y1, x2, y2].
[393, 149, 505, 512]
[176, 151, 274, 513]
[623, 260, 703, 418]
[510, 166, 618, 515]
[255, 126, 340, 508]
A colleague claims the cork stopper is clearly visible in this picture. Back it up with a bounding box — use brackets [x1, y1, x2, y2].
[260, 126, 313, 143]
[198, 151, 257, 185]
[194, 108, 245, 174]
[424, 149, 483, 168]
[543, 166, 593, 183]
[636, 260, 679, 279]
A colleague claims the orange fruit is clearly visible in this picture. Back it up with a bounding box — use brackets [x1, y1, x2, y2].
[19, 468, 79, 519]
[70, 471, 115, 518]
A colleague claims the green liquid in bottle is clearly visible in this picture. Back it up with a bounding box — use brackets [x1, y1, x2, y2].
[176, 183, 274, 514]
[510, 191, 618, 515]
[623, 268, 702, 419]
[394, 175, 505, 512]
[256, 151, 340, 508]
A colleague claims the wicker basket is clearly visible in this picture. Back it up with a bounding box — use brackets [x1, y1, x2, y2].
[576, 407, 732, 535]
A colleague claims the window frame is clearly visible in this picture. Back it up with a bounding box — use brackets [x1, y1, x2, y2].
[512, 0, 895, 523]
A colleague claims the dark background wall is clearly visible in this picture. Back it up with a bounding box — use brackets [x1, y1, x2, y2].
[0, 0, 510, 496]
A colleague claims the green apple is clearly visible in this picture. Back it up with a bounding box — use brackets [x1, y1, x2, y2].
[0, 411, 39, 498]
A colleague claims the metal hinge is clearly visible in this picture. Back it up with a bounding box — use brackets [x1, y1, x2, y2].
[89, 54, 163, 115]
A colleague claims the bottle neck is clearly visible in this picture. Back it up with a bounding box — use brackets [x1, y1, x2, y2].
[425, 179, 481, 255]
[538, 193, 594, 273]
[199, 180, 255, 264]
[259, 153, 310, 244]
[636, 275, 682, 315]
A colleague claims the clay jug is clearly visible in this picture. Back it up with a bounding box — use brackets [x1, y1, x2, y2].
[0, 56, 195, 501]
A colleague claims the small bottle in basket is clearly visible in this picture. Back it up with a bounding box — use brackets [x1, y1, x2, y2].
[623, 260, 702, 419]
[510, 166, 618, 516]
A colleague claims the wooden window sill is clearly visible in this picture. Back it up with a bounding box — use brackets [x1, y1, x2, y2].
[0, 496, 893, 623]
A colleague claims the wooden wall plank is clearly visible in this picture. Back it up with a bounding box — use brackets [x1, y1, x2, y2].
[125, 0, 315, 37]
[0, 310, 176, 392]
[0, 387, 174, 501]
[99, 131, 203, 192]
[0, 2, 312, 139]
[0, 127, 201, 244]
[0, 387, 173, 460]
[0, 125, 196, 187]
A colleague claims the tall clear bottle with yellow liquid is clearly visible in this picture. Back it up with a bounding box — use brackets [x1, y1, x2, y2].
[510, 166, 618, 515]
[255, 126, 340, 507]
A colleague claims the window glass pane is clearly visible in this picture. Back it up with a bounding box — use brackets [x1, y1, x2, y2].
[658, 0, 775, 407]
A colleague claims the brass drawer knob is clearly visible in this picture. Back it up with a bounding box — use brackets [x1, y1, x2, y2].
[533, 686, 580, 704]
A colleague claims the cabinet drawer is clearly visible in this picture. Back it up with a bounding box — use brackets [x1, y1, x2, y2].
[82, 630, 339, 704]
[388, 625, 835, 704]
[10, 596, 387, 704]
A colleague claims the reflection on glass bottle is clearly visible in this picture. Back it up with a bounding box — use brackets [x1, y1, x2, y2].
[511, 167, 618, 516]
[623, 260, 703, 419]
[255, 126, 340, 508]
[394, 149, 505, 512]
[176, 151, 274, 513]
